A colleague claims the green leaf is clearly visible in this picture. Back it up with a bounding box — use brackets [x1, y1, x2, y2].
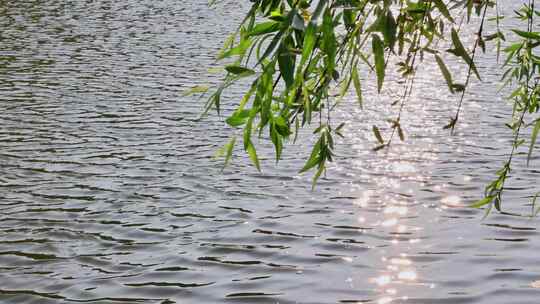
[512, 29, 540, 40]
[343, 9, 356, 28]
[504, 42, 523, 53]
[225, 65, 255, 76]
[246, 141, 261, 171]
[397, 124, 405, 141]
[225, 109, 250, 127]
[435, 55, 454, 93]
[300, 138, 322, 173]
[223, 136, 236, 169]
[183, 85, 209, 96]
[372, 34, 385, 93]
[274, 115, 290, 137]
[270, 124, 283, 162]
[300, 22, 317, 67]
[278, 43, 296, 89]
[351, 67, 363, 108]
[449, 28, 481, 80]
[243, 115, 254, 150]
[433, 0, 455, 23]
[258, 29, 284, 66]
[248, 21, 281, 37]
[373, 144, 386, 151]
[335, 122, 346, 133]
[372, 125, 384, 144]
[311, 162, 325, 190]
[528, 119, 540, 166]
[322, 8, 337, 77]
[470, 196, 494, 208]
[533, 193, 540, 217]
[382, 10, 397, 50]
[218, 38, 252, 60]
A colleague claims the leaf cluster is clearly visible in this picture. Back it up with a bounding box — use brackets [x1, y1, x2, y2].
[196, 0, 539, 214]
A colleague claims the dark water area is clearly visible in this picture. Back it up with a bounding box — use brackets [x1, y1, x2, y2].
[0, 1, 539, 303]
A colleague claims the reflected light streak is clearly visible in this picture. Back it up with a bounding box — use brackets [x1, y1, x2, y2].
[390, 258, 412, 266]
[354, 190, 374, 207]
[371, 275, 392, 286]
[383, 206, 408, 216]
[381, 218, 398, 227]
[397, 270, 417, 281]
[441, 195, 463, 207]
[378, 297, 393, 304]
[409, 238, 421, 244]
[397, 225, 407, 233]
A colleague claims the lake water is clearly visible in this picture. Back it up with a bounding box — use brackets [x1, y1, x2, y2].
[1, 1, 539, 303]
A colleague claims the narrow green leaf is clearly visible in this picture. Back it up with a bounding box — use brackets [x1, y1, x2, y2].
[527, 119, 540, 166]
[278, 43, 296, 89]
[533, 193, 540, 217]
[270, 125, 283, 162]
[300, 139, 322, 173]
[470, 196, 494, 208]
[373, 144, 386, 151]
[302, 85, 312, 124]
[336, 122, 346, 133]
[433, 0, 455, 23]
[351, 67, 363, 108]
[300, 22, 316, 67]
[512, 29, 540, 40]
[225, 109, 250, 127]
[223, 136, 236, 169]
[218, 38, 252, 60]
[382, 10, 397, 50]
[504, 42, 523, 53]
[243, 116, 254, 150]
[225, 65, 255, 76]
[248, 21, 281, 37]
[246, 141, 261, 171]
[397, 124, 405, 141]
[372, 34, 385, 93]
[258, 30, 284, 66]
[435, 55, 454, 93]
[372, 125, 384, 144]
[450, 28, 481, 80]
[311, 163, 325, 190]
[322, 8, 337, 76]
[183, 85, 209, 96]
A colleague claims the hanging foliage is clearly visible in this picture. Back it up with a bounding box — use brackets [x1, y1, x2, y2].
[192, 0, 539, 214]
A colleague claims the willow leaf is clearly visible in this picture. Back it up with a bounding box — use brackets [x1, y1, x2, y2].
[372, 34, 385, 93]
[248, 21, 281, 37]
[435, 55, 454, 93]
[372, 125, 384, 144]
[528, 119, 540, 166]
[450, 28, 481, 80]
[351, 67, 363, 108]
[433, 0, 455, 23]
[300, 22, 317, 67]
[246, 141, 261, 171]
[225, 65, 255, 76]
[470, 196, 494, 208]
[223, 136, 236, 169]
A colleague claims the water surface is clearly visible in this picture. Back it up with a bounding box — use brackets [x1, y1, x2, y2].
[1, 1, 539, 303]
